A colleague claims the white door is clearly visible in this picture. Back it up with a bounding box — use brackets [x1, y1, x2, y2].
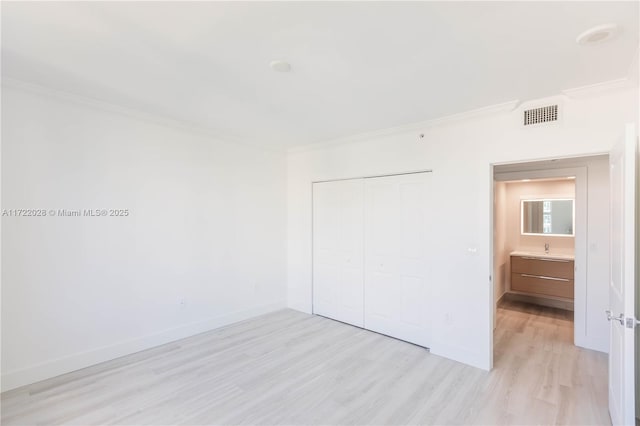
[312, 179, 364, 327]
[364, 172, 432, 347]
[608, 124, 637, 426]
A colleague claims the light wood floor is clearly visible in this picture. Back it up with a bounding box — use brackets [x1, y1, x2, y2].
[1, 300, 609, 425]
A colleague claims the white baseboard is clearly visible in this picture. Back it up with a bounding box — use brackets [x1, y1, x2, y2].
[575, 336, 608, 354]
[286, 296, 312, 315]
[1, 301, 285, 392]
[430, 342, 489, 371]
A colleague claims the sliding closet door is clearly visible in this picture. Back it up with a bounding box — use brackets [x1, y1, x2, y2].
[364, 172, 432, 348]
[312, 179, 364, 327]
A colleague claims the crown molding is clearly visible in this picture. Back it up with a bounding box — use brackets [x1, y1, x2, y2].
[1, 77, 284, 154]
[290, 72, 639, 155]
[288, 99, 520, 154]
[561, 77, 637, 100]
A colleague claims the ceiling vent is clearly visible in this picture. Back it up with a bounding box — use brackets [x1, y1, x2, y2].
[523, 104, 559, 126]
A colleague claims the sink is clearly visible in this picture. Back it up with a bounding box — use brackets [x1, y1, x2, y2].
[510, 250, 575, 261]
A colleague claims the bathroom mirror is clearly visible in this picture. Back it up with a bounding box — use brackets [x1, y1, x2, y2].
[521, 198, 574, 236]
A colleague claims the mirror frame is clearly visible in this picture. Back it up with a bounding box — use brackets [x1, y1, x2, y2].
[520, 198, 575, 237]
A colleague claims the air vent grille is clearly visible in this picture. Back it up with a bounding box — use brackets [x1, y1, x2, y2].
[523, 105, 558, 126]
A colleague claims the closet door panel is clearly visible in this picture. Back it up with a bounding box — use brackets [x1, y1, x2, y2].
[364, 173, 432, 348]
[367, 269, 397, 319]
[312, 179, 364, 327]
[313, 264, 339, 318]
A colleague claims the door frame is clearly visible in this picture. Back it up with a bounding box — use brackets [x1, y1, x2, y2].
[489, 155, 606, 368]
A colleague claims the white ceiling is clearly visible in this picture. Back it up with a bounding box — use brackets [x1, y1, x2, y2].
[2, 2, 638, 150]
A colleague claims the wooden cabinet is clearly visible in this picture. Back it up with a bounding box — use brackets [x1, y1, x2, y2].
[510, 254, 574, 300]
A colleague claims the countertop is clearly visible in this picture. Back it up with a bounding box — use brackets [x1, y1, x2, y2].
[510, 251, 575, 261]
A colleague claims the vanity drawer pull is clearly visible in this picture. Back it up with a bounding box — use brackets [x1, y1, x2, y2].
[520, 257, 570, 263]
[521, 273, 570, 282]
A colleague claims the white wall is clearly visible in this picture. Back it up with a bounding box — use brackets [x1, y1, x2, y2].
[287, 87, 638, 370]
[1, 84, 287, 391]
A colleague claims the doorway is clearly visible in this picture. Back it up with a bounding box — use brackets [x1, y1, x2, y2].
[491, 154, 610, 355]
[494, 177, 576, 313]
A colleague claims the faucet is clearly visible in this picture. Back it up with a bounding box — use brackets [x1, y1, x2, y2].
[544, 243, 550, 254]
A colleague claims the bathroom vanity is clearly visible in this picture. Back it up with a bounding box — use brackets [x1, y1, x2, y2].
[510, 251, 574, 300]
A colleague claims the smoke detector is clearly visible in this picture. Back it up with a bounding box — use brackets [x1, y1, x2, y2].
[576, 24, 619, 45]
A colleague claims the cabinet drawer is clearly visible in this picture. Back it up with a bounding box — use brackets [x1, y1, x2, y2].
[511, 256, 574, 279]
[511, 273, 574, 299]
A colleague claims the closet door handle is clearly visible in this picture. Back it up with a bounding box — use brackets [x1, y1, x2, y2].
[521, 274, 570, 282]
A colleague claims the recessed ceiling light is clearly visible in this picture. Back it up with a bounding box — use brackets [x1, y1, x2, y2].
[576, 24, 619, 45]
[270, 60, 291, 72]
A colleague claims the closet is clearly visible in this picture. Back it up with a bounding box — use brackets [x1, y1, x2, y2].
[312, 171, 432, 348]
